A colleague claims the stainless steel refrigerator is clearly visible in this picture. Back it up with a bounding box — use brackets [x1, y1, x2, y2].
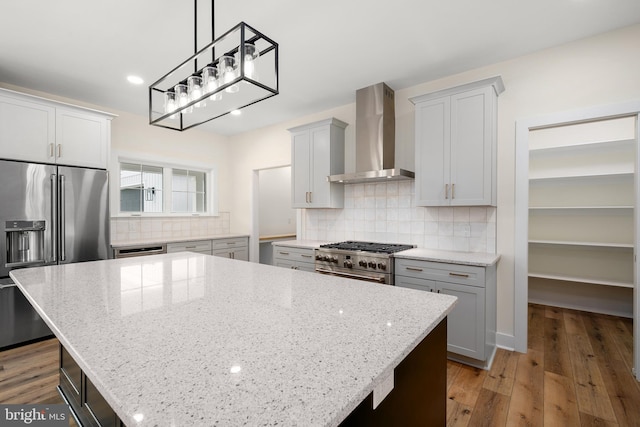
[0, 159, 110, 349]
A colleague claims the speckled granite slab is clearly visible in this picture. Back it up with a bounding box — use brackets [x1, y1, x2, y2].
[11, 253, 456, 427]
[394, 248, 501, 266]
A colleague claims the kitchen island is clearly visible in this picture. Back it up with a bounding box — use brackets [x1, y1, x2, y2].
[10, 252, 456, 426]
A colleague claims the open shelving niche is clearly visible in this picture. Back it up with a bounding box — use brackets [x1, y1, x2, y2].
[527, 116, 636, 318]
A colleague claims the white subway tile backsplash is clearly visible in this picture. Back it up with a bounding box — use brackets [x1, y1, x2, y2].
[111, 212, 232, 245]
[300, 182, 497, 254]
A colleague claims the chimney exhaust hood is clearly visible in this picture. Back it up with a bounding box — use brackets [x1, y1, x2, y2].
[328, 83, 414, 184]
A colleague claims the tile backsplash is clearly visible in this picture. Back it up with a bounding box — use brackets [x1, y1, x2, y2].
[111, 212, 230, 244]
[301, 182, 496, 253]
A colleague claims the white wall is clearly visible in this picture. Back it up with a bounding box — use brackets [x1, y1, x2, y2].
[227, 23, 640, 345]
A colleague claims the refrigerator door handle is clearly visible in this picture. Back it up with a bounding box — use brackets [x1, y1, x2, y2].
[50, 174, 57, 263]
[60, 174, 66, 262]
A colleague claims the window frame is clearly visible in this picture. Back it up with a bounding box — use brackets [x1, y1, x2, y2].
[112, 152, 219, 217]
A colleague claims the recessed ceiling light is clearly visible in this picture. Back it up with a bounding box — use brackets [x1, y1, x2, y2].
[230, 109, 242, 116]
[127, 75, 144, 85]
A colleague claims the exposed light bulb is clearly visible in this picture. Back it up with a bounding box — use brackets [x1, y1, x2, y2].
[243, 43, 259, 80]
[188, 75, 204, 108]
[220, 55, 239, 93]
[164, 91, 177, 119]
[174, 83, 191, 113]
[203, 66, 222, 101]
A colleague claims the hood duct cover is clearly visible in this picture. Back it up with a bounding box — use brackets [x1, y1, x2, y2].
[328, 83, 414, 184]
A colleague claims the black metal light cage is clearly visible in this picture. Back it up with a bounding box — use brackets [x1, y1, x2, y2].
[149, 21, 279, 131]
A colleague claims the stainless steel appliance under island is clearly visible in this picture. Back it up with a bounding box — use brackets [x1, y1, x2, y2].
[10, 252, 456, 426]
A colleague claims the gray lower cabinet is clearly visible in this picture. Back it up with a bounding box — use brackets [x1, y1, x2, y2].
[59, 345, 122, 427]
[395, 258, 496, 369]
[272, 245, 316, 272]
[212, 237, 249, 261]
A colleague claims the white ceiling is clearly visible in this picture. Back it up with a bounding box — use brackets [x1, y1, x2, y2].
[2, 0, 639, 136]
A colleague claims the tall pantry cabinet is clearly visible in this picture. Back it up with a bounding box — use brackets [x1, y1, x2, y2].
[410, 77, 504, 207]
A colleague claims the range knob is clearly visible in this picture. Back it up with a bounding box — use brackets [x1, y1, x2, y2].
[378, 262, 386, 270]
[368, 261, 377, 269]
[330, 256, 338, 264]
[323, 255, 331, 262]
[315, 254, 323, 261]
[359, 260, 367, 267]
[344, 260, 353, 268]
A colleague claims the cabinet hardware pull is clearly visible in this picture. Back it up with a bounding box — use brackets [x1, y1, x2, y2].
[57, 144, 62, 158]
[279, 251, 290, 255]
[185, 246, 196, 249]
[437, 289, 441, 293]
[406, 267, 423, 272]
[452, 183, 455, 199]
[301, 254, 312, 258]
[445, 184, 449, 199]
[449, 272, 469, 278]
[309, 192, 312, 203]
[49, 143, 54, 158]
[227, 242, 235, 245]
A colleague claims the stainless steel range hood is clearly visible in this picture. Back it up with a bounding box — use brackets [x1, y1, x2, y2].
[328, 83, 414, 184]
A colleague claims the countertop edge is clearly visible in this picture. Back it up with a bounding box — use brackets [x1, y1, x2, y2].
[393, 249, 501, 267]
[111, 234, 250, 248]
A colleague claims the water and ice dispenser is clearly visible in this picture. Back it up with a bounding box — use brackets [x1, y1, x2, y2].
[5, 220, 46, 267]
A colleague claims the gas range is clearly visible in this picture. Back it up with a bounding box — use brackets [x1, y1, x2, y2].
[314, 241, 415, 285]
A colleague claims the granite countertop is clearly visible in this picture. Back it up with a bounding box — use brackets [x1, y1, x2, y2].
[111, 233, 250, 248]
[394, 248, 501, 267]
[10, 253, 456, 427]
[271, 239, 332, 249]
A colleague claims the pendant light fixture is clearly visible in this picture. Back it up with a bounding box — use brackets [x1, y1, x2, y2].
[149, 0, 279, 131]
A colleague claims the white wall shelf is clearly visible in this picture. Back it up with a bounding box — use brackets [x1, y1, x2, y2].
[529, 240, 634, 248]
[528, 273, 634, 289]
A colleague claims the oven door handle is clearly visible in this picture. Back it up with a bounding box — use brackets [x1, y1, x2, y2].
[315, 268, 386, 284]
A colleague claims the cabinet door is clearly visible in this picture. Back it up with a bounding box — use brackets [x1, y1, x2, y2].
[291, 130, 311, 207]
[56, 108, 108, 168]
[0, 95, 55, 163]
[309, 125, 331, 207]
[231, 247, 249, 261]
[437, 281, 485, 360]
[450, 87, 492, 205]
[395, 275, 436, 292]
[415, 96, 450, 206]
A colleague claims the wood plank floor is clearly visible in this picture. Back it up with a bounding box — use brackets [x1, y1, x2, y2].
[447, 304, 640, 427]
[0, 304, 637, 426]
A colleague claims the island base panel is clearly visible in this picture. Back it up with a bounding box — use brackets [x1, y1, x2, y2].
[340, 318, 447, 426]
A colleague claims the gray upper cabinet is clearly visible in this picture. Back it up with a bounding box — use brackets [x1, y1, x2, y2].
[289, 118, 347, 208]
[410, 77, 504, 207]
[0, 88, 113, 168]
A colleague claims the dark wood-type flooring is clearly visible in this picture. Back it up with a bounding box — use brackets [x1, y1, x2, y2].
[1, 304, 638, 426]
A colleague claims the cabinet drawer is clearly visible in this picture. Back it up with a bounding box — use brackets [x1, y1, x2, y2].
[212, 237, 248, 249]
[395, 258, 485, 287]
[273, 246, 315, 263]
[167, 240, 212, 253]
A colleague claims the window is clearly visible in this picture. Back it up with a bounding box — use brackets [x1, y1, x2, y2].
[172, 169, 206, 213]
[118, 159, 216, 216]
[120, 163, 164, 213]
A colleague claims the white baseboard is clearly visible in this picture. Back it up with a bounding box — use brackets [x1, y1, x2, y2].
[496, 332, 515, 352]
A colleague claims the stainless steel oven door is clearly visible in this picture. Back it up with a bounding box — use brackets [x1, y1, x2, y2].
[315, 267, 388, 284]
